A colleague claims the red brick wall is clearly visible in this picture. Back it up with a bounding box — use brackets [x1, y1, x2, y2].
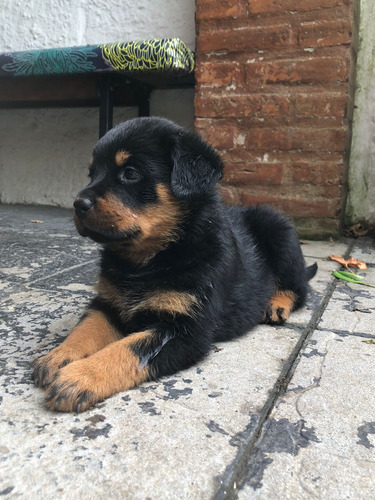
[195, 0, 356, 238]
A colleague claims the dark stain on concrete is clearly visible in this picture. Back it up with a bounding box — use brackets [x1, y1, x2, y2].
[0, 486, 15, 496]
[138, 401, 161, 416]
[304, 288, 322, 311]
[286, 385, 306, 393]
[208, 392, 223, 398]
[243, 418, 320, 490]
[357, 422, 375, 449]
[317, 327, 375, 340]
[229, 413, 259, 448]
[70, 423, 112, 440]
[161, 379, 193, 400]
[85, 414, 106, 425]
[206, 420, 229, 436]
[302, 349, 326, 358]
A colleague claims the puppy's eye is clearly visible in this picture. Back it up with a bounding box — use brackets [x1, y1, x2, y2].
[119, 166, 141, 183]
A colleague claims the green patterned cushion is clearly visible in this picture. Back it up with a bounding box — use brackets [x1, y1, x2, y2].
[0, 38, 194, 77]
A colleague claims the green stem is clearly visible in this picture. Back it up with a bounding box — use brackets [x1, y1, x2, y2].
[332, 270, 375, 288]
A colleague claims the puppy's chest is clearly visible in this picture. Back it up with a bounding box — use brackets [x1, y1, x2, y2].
[96, 275, 198, 321]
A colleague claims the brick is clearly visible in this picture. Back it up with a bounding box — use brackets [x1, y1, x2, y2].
[248, 0, 351, 15]
[293, 93, 348, 117]
[298, 19, 352, 48]
[196, 62, 244, 88]
[195, 119, 237, 149]
[245, 56, 349, 85]
[195, 0, 353, 235]
[292, 161, 343, 185]
[244, 126, 346, 152]
[217, 147, 344, 168]
[196, 0, 247, 20]
[223, 163, 284, 185]
[197, 24, 293, 53]
[195, 94, 291, 118]
[239, 181, 342, 198]
[219, 148, 268, 164]
[239, 193, 340, 218]
[294, 217, 341, 239]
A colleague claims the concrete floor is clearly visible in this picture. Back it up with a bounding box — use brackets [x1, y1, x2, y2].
[0, 204, 374, 499]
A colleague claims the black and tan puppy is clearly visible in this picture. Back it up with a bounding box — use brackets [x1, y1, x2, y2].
[32, 117, 317, 412]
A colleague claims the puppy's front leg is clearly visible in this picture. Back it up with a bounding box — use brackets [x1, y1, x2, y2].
[43, 319, 209, 412]
[32, 310, 121, 388]
[44, 329, 158, 412]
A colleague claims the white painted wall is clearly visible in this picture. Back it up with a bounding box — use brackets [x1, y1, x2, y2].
[0, 0, 195, 207]
[346, 0, 375, 225]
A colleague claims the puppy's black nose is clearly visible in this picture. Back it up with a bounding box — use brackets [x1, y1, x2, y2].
[74, 197, 93, 217]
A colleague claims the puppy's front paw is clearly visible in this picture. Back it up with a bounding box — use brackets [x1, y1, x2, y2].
[32, 349, 73, 388]
[44, 359, 102, 413]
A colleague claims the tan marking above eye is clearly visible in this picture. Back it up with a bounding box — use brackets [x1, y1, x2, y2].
[115, 150, 131, 166]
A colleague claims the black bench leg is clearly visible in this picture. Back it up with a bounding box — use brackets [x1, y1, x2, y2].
[99, 75, 113, 138]
[136, 85, 151, 117]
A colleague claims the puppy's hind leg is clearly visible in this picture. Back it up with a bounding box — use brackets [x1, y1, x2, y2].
[240, 205, 317, 325]
[263, 263, 316, 325]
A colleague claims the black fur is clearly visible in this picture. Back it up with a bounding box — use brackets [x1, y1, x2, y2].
[76, 117, 316, 380]
[32, 117, 317, 411]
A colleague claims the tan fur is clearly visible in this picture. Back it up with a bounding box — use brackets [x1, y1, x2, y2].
[97, 276, 198, 319]
[119, 184, 183, 263]
[268, 290, 296, 322]
[74, 184, 183, 263]
[44, 330, 153, 412]
[96, 276, 131, 320]
[96, 194, 138, 231]
[115, 150, 131, 166]
[97, 185, 183, 264]
[142, 291, 198, 317]
[33, 310, 122, 387]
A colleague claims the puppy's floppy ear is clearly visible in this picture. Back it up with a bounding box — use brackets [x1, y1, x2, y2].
[171, 130, 224, 199]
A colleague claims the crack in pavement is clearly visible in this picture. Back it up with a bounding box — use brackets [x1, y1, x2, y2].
[213, 239, 356, 500]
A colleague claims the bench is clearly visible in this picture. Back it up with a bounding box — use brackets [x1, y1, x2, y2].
[0, 38, 195, 137]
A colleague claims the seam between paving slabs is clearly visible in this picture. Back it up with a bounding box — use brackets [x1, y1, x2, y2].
[27, 258, 98, 286]
[213, 239, 355, 500]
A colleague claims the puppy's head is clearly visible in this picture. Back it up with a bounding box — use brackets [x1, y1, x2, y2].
[74, 117, 223, 259]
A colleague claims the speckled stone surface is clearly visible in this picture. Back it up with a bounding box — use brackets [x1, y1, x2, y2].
[0, 205, 374, 499]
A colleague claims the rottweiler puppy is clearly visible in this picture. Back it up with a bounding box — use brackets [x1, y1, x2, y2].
[32, 117, 317, 412]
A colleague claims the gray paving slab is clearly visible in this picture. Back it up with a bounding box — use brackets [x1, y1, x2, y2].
[317, 242, 375, 337]
[1, 205, 373, 499]
[237, 239, 375, 500]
